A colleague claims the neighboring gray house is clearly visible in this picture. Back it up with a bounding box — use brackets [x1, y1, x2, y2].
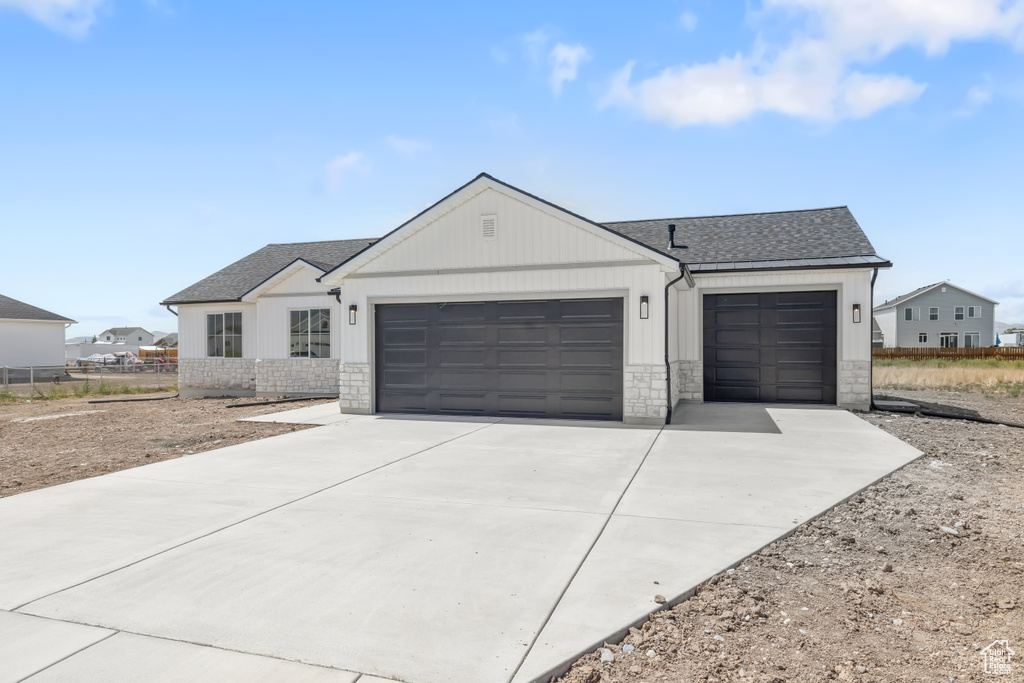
[163, 173, 891, 419]
[0, 294, 76, 370]
[873, 282, 998, 348]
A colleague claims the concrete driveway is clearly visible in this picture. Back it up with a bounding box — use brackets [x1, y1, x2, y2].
[0, 405, 920, 683]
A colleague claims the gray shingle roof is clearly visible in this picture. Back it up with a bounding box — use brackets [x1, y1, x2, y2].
[602, 206, 887, 272]
[0, 294, 75, 323]
[162, 239, 376, 305]
[163, 200, 888, 305]
[100, 327, 150, 336]
[873, 282, 944, 311]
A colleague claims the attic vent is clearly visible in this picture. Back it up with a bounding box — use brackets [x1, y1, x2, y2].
[481, 214, 497, 241]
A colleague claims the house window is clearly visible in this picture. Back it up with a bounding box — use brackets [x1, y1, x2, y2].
[968, 306, 982, 318]
[965, 332, 981, 348]
[918, 333, 928, 343]
[138, 336, 142, 341]
[954, 306, 965, 320]
[904, 307, 920, 322]
[290, 309, 331, 358]
[929, 307, 939, 321]
[207, 313, 243, 357]
[939, 332, 958, 348]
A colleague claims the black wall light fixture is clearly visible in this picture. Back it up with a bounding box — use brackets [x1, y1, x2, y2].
[349, 304, 358, 325]
[852, 303, 862, 323]
[640, 295, 649, 319]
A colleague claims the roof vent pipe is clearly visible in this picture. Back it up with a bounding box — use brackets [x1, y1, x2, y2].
[667, 224, 676, 249]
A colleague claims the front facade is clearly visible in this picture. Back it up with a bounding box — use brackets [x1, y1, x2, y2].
[164, 174, 889, 422]
[873, 282, 998, 348]
[0, 294, 76, 368]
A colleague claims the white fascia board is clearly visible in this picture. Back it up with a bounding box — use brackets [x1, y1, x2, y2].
[320, 175, 677, 286]
[240, 258, 326, 302]
[0, 318, 77, 324]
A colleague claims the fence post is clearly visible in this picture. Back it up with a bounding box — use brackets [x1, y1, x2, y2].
[2, 366, 6, 391]
[29, 367, 34, 398]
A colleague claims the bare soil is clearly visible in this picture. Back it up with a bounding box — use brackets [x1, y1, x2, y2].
[0, 394, 334, 497]
[557, 389, 1024, 683]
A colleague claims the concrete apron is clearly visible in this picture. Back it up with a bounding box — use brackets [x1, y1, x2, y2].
[0, 407, 922, 683]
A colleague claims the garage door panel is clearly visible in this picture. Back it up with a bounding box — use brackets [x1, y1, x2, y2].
[376, 299, 623, 420]
[383, 327, 427, 345]
[704, 291, 836, 405]
[498, 326, 547, 345]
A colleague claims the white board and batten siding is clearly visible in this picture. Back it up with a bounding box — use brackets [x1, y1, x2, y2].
[332, 186, 675, 367]
[673, 268, 876, 363]
[354, 188, 647, 275]
[177, 303, 257, 359]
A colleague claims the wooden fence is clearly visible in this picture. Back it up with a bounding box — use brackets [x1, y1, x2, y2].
[873, 347, 1024, 361]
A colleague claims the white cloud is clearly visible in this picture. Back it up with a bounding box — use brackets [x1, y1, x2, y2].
[386, 135, 430, 157]
[603, 0, 1024, 126]
[679, 11, 698, 32]
[549, 42, 590, 95]
[323, 152, 365, 193]
[955, 83, 995, 117]
[0, 0, 106, 37]
[522, 28, 551, 65]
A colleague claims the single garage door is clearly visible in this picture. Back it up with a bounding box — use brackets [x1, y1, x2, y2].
[703, 291, 837, 404]
[375, 298, 623, 420]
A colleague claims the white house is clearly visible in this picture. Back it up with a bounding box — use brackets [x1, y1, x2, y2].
[163, 174, 890, 422]
[873, 281, 998, 348]
[97, 327, 155, 345]
[0, 294, 76, 369]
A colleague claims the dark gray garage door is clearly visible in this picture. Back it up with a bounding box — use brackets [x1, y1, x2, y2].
[703, 291, 837, 404]
[375, 298, 623, 420]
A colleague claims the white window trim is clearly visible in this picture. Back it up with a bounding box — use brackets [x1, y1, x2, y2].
[939, 331, 959, 348]
[954, 306, 965, 321]
[968, 306, 982, 318]
[904, 307, 920, 322]
[918, 332, 928, 343]
[206, 312, 243, 358]
[929, 307, 939, 321]
[964, 331, 982, 348]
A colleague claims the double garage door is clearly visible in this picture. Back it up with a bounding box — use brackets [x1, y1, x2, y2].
[375, 298, 623, 420]
[703, 291, 838, 404]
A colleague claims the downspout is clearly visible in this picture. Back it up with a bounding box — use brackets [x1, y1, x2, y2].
[664, 264, 688, 424]
[164, 305, 178, 317]
[869, 267, 878, 410]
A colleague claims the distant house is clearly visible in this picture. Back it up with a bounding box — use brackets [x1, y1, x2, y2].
[873, 282, 998, 348]
[154, 332, 178, 348]
[97, 327, 154, 345]
[0, 294, 76, 369]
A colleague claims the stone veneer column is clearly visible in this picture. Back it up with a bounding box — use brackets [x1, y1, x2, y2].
[338, 363, 372, 414]
[669, 360, 703, 407]
[838, 360, 872, 411]
[623, 365, 668, 425]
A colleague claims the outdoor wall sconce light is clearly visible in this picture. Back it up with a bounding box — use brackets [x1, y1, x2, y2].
[640, 295, 649, 320]
[852, 303, 862, 323]
[349, 304, 358, 325]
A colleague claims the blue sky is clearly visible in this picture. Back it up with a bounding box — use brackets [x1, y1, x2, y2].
[2, 0, 1023, 338]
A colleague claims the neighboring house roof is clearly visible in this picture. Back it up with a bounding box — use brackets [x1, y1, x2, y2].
[162, 239, 377, 305]
[0, 294, 76, 323]
[874, 281, 999, 311]
[100, 327, 151, 337]
[163, 173, 890, 304]
[156, 332, 178, 345]
[603, 206, 889, 273]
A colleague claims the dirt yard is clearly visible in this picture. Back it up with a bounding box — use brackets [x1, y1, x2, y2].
[557, 389, 1024, 683]
[0, 394, 335, 497]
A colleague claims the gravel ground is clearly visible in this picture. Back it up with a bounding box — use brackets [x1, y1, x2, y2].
[557, 389, 1024, 683]
[0, 394, 334, 497]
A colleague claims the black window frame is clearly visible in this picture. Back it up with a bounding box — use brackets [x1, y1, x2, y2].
[207, 312, 243, 358]
[289, 308, 331, 359]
